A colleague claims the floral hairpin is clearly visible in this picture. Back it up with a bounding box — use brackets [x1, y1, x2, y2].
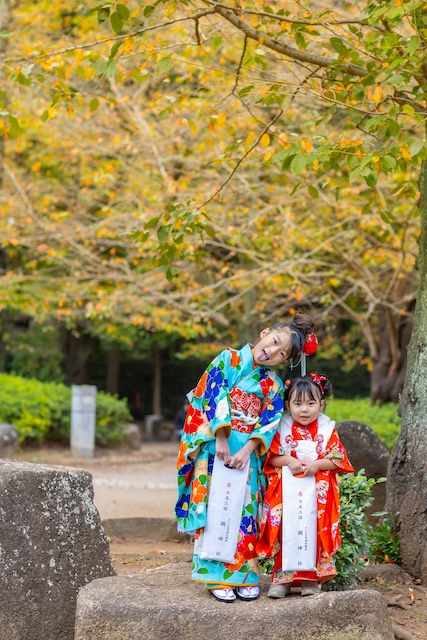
[309, 371, 327, 395]
[302, 333, 318, 356]
[300, 333, 318, 375]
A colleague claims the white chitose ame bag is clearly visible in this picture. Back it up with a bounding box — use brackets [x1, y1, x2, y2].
[200, 455, 249, 563]
[280, 413, 335, 572]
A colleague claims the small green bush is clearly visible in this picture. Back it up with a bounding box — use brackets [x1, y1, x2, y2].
[326, 398, 400, 451]
[0, 373, 130, 445]
[369, 513, 401, 564]
[327, 470, 382, 590]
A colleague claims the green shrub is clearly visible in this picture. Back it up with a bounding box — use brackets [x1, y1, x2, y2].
[326, 470, 382, 590]
[369, 513, 401, 564]
[326, 398, 400, 451]
[0, 373, 130, 445]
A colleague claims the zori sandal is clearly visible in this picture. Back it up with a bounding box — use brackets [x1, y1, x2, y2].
[210, 588, 236, 603]
[236, 586, 260, 601]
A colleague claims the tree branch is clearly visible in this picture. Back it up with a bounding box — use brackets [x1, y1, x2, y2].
[198, 109, 283, 208]
[211, 4, 368, 77]
[205, 1, 370, 27]
[3, 8, 217, 64]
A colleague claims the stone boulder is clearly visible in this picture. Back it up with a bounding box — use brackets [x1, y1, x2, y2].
[336, 420, 389, 515]
[124, 423, 141, 450]
[75, 563, 394, 640]
[0, 423, 19, 457]
[0, 459, 115, 640]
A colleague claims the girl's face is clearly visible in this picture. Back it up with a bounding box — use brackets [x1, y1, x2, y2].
[253, 328, 292, 367]
[286, 390, 325, 426]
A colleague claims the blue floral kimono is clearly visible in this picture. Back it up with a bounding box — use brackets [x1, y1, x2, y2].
[175, 343, 284, 588]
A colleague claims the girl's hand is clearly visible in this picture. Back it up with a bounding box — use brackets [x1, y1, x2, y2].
[302, 460, 319, 476]
[229, 446, 250, 471]
[215, 433, 231, 466]
[287, 458, 304, 475]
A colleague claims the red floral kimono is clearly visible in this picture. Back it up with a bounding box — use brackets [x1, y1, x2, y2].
[257, 412, 354, 585]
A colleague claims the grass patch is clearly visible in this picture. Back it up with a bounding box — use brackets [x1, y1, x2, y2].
[326, 397, 400, 451]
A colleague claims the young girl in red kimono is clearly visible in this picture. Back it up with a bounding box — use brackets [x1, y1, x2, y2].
[257, 373, 354, 597]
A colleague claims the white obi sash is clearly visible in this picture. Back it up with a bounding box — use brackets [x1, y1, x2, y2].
[280, 413, 335, 572]
[200, 456, 250, 563]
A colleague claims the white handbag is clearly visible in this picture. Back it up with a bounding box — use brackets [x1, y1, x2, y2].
[200, 455, 250, 563]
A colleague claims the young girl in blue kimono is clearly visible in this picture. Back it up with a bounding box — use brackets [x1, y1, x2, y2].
[175, 313, 315, 603]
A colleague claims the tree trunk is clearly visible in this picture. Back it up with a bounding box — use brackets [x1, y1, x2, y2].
[152, 347, 162, 415]
[370, 296, 415, 404]
[386, 156, 427, 580]
[106, 349, 120, 395]
[60, 328, 98, 385]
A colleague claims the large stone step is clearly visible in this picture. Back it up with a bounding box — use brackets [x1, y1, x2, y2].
[0, 459, 114, 640]
[75, 564, 395, 640]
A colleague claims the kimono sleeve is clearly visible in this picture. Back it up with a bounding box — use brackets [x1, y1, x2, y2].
[322, 428, 354, 473]
[263, 431, 284, 475]
[188, 347, 244, 438]
[249, 374, 284, 455]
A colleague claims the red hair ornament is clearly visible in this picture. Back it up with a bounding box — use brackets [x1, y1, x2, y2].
[300, 332, 318, 375]
[309, 372, 327, 396]
[302, 333, 318, 356]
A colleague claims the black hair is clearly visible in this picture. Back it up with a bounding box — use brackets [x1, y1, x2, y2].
[270, 312, 315, 361]
[284, 374, 333, 404]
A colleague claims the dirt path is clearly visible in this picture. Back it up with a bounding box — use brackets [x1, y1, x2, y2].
[16, 441, 179, 520]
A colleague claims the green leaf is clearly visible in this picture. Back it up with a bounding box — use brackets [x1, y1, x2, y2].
[294, 31, 306, 50]
[106, 60, 117, 77]
[349, 165, 361, 182]
[157, 56, 174, 74]
[290, 154, 306, 175]
[381, 155, 396, 170]
[272, 149, 289, 163]
[116, 4, 130, 20]
[94, 61, 107, 77]
[211, 36, 223, 50]
[238, 84, 254, 97]
[97, 7, 111, 24]
[143, 5, 155, 17]
[89, 97, 99, 112]
[402, 104, 415, 117]
[196, 568, 209, 574]
[330, 37, 347, 54]
[364, 171, 377, 187]
[110, 12, 123, 34]
[282, 154, 295, 171]
[145, 216, 160, 229]
[22, 64, 34, 77]
[407, 35, 420, 55]
[410, 139, 424, 157]
[109, 41, 122, 59]
[157, 225, 169, 243]
[308, 185, 319, 198]
[166, 266, 178, 281]
[16, 72, 31, 86]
